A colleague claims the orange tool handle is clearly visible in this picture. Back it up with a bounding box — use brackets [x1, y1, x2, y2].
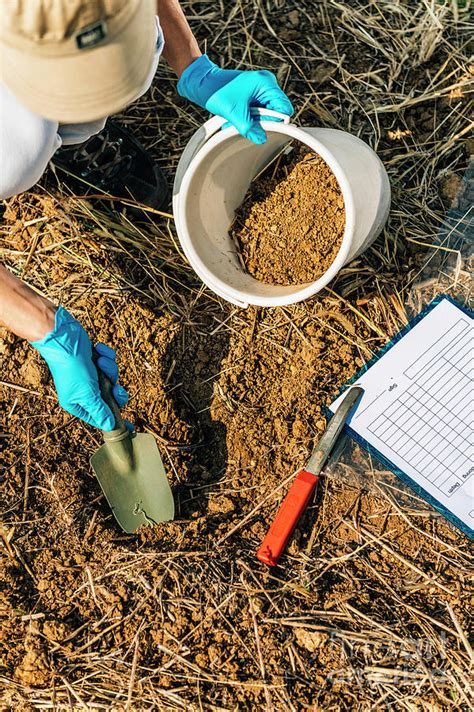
[256, 470, 319, 566]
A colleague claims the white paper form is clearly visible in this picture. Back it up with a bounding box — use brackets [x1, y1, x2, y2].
[330, 298, 473, 535]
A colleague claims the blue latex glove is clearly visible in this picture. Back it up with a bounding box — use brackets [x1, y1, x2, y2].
[177, 55, 294, 144]
[30, 306, 130, 431]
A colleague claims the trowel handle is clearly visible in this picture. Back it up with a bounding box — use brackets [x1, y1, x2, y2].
[256, 470, 319, 567]
[96, 367, 129, 441]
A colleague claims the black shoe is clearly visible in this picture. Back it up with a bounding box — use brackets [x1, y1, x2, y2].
[52, 121, 169, 213]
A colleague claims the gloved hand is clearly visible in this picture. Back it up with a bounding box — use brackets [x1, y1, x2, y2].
[177, 55, 294, 144]
[30, 306, 129, 431]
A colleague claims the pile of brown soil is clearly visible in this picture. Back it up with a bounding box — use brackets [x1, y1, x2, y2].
[231, 146, 345, 285]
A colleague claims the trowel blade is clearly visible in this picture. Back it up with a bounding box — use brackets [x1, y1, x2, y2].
[90, 432, 175, 533]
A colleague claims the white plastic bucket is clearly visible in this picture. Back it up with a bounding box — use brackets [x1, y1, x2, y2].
[173, 109, 391, 308]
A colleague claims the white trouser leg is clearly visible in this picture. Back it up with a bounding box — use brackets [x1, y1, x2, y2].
[58, 118, 108, 147]
[0, 84, 111, 198]
[0, 83, 61, 200]
[0, 86, 111, 198]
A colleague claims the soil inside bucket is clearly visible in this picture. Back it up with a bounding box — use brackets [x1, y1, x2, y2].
[231, 145, 345, 285]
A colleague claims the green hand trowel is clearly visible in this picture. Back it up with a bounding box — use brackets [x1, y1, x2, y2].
[90, 369, 175, 533]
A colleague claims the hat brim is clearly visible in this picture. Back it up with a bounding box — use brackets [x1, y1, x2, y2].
[0, 0, 156, 124]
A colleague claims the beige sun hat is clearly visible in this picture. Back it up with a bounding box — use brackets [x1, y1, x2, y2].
[0, 0, 156, 123]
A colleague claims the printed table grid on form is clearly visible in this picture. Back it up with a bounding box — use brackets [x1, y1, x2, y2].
[368, 318, 473, 498]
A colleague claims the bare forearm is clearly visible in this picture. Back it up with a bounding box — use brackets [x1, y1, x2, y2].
[0, 265, 56, 341]
[157, 0, 201, 77]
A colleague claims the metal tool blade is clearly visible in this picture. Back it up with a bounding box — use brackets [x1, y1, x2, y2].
[305, 386, 364, 476]
[91, 432, 175, 533]
[90, 363, 175, 533]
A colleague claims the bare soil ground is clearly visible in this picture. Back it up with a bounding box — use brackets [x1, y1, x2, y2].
[1, 1, 473, 709]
